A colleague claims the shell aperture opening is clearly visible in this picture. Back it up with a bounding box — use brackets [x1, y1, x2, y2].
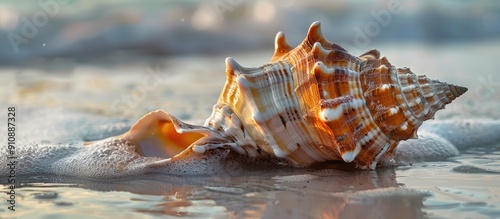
[117, 110, 205, 160]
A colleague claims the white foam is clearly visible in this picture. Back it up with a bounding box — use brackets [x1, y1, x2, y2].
[0, 138, 232, 178]
[0, 108, 232, 178]
[3, 108, 499, 177]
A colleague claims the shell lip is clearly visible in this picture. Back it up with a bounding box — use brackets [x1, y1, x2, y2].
[106, 110, 209, 161]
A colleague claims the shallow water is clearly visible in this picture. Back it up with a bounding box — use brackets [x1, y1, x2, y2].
[1, 41, 500, 218]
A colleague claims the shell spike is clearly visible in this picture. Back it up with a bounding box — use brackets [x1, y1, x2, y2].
[312, 61, 333, 76]
[303, 21, 347, 52]
[271, 31, 293, 61]
[306, 21, 326, 45]
[311, 42, 329, 59]
[225, 57, 245, 76]
[360, 49, 381, 60]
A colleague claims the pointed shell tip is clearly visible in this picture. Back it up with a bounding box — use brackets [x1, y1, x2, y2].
[448, 84, 468, 97]
[307, 21, 325, 41]
[311, 21, 321, 27]
[275, 31, 292, 51]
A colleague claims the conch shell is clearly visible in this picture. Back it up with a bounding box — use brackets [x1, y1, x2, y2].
[105, 22, 467, 169]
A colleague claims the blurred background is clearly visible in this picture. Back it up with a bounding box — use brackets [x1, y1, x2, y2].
[0, 0, 499, 65]
[0, 0, 499, 119]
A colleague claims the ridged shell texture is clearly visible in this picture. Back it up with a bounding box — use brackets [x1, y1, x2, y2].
[203, 21, 467, 169]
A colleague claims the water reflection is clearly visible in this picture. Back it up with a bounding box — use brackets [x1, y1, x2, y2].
[9, 165, 430, 219]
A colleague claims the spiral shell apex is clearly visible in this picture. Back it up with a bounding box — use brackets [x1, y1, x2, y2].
[112, 21, 467, 170]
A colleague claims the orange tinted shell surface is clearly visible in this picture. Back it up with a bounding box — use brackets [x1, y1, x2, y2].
[204, 21, 467, 169]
